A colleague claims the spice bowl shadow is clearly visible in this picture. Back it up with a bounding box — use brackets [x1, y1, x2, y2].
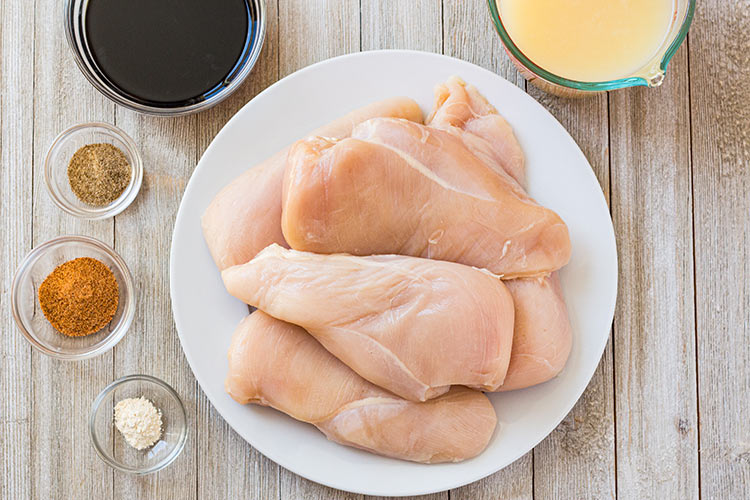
[44, 122, 143, 219]
[11, 235, 135, 360]
[90, 375, 188, 475]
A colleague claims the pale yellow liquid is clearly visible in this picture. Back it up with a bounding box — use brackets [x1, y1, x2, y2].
[497, 0, 674, 82]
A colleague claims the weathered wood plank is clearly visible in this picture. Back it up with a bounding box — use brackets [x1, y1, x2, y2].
[451, 456, 533, 500]
[688, 1, 750, 498]
[195, 393, 280, 500]
[0, 1, 34, 499]
[443, 0, 525, 88]
[282, 472, 361, 500]
[359, 4, 445, 500]
[534, 344, 616, 500]
[7, 1, 738, 499]
[110, 112, 197, 499]
[30, 1, 116, 498]
[193, 0, 281, 498]
[528, 91, 616, 499]
[609, 46, 698, 499]
[276, 0, 359, 496]
[278, 0, 360, 78]
[361, 0, 441, 52]
[442, 1, 532, 498]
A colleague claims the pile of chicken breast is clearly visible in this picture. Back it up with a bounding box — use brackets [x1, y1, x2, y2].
[202, 77, 572, 464]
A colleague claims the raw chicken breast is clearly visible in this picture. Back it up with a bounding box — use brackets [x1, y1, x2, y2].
[499, 273, 573, 391]
[226, 312, 497, 463]
[281, 118, 570, 278]
[222, 245, 515, 401]
[201, 97, 423, 270]
[436, 85, 573, 391]
[427, 76, 525, 186]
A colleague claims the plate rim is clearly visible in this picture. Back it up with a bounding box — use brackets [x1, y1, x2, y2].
[170, 48, 618, 497]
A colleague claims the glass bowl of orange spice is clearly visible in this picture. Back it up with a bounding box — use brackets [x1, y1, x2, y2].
[11, 235, 135, 360]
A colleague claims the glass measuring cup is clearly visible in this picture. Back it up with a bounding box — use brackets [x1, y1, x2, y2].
[487, 0, 696, 97]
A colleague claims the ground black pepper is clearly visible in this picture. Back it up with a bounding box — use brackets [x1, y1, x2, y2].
[67, 143, 131, 206]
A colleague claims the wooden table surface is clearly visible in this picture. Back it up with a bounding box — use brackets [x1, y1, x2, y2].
[2, 1, 748, 499]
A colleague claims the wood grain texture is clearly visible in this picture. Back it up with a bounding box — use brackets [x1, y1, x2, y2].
[0, 1, 34, 499]
[276, 1, 359, 496]
[111, 112, 197, 499]
[193, 1, 282, 499]
[442, 2, 532, 499]
[609, 46, 699, 499]
[361, 0, 441, 52]
[534, 345, 616, 500]
[451, 457, 532, 500]
[278, 0, 360, 78]
[528, 91, 616, 500]
[359, 7, 448, 496]
[3, 0, 748, 499]
[443, 0, 525, 89]
[29, 0, 115, 498]
[688, 1, 750, 498]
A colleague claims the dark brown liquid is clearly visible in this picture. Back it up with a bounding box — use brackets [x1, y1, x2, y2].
[84, 0, 252, 106]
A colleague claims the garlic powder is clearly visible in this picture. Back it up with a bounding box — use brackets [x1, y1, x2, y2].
[114, 396, 163, 450]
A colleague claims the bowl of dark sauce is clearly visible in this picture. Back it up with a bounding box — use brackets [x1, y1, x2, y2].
[64, 0, 265, 116]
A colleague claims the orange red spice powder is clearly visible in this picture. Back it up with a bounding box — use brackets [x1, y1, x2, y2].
[38, 257, 119, 337]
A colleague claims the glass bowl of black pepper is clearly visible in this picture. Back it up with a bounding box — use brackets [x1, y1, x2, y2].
[44, 122, 143, 219]
[11, 235, 135, 360]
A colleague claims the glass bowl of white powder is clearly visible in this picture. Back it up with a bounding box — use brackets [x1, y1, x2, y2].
[89, 374, 188, 474]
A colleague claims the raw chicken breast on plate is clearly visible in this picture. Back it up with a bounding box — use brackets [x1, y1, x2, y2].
[281, 118, 570, 278]
[226, 311, 497, 464]
[222, 244, 515, 402]
[201, 97, 423, 270]
[427, 76, 526, 187]
[428, 80, 574, 391]
[498, 273, 572, 391]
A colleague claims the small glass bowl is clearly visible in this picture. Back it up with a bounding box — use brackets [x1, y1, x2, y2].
[11, 235, 135, 360]
[64, 0, 266, 116]
[44, 122, 143, 219]
[90, 375, 188, 474]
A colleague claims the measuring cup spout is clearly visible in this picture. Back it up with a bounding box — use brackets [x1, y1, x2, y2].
[647, 69, 666, 88]
[634, 62, 667, 88]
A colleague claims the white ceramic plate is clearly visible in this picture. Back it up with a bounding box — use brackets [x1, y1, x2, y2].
[170, 50, 617, 497]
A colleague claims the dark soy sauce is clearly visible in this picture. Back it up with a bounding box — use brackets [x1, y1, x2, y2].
[84, 0, 252, 106]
